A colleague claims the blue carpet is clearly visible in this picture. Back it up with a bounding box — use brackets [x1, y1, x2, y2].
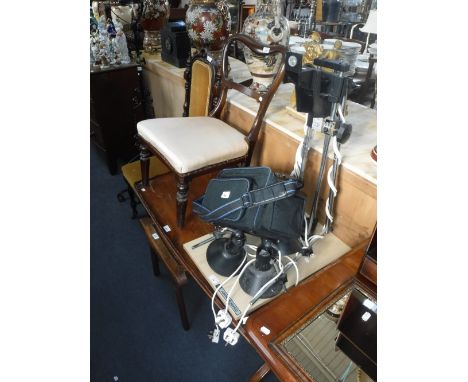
[90, 145, 280, 381]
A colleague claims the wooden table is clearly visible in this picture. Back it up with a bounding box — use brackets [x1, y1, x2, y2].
[243, 241, 368, 381]
[136, 171, 369, 381]
[138, 53, 376, 380]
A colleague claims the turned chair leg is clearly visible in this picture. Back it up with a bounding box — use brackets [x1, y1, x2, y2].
[140, 143, 150, 188]
[176, 176, 189, 228]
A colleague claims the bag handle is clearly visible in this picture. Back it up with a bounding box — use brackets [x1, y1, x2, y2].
[197, 179, 302, 222]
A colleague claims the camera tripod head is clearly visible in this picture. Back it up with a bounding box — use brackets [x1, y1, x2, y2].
[285, 52, 354, 116]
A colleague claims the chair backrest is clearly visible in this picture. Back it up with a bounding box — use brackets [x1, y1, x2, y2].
[209, 34, 287, 163]
[183, 52, 216, 117]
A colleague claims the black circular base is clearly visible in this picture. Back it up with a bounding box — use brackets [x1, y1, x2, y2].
[276, 238, 303, 256]
[206, 238, 245, 276]
[239, 263, 283, 298]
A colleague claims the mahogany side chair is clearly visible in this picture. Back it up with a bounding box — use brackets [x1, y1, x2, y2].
[137, 34, 287, 228]
[118, 50, 216, 218]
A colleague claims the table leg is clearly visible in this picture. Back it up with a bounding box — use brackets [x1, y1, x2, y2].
[106, 152, 118, 175]
[149, 247, 161, 277]
[175, 285, 190, 331]
[249, 363, 271, 382]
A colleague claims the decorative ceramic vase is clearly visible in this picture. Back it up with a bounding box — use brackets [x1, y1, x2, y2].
[242, 0, 289, 92]
[114, 21, 131, 64]
[141, 0, 170, 53]
[185, 0, 231, 56]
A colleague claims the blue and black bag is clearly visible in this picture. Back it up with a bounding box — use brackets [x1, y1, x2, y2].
[193, 167, 305, 240]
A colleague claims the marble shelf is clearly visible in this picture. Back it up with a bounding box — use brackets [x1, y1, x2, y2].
[142, 55, 376, 187]
[142, 53, 376, 246]
[227, 81, 377, 185]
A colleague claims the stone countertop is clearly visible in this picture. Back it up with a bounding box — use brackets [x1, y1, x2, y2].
[227, 81, 377, 185]
[143, 53, 252, 85]
[143, 53, 186, 86]
[143, 53, 377, 185]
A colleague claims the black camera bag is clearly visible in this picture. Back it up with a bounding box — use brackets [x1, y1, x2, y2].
[193, 167, 305, 240]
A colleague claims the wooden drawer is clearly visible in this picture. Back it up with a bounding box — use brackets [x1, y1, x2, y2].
[336, 288, 377, 379]
[360, 256, 377, 285]
[90, 119, 105, 149]
[90, 64, 144, 172]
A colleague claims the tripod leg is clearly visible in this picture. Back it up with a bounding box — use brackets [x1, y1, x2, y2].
[308, 133, 332, 235]
[292, 113, 315, 181]
[324, 141, 342, 233]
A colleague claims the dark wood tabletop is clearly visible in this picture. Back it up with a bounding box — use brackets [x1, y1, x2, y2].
[136, 171, 220, 299]
[136, 172, 368, 381]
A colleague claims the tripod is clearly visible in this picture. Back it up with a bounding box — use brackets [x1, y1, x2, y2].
[286, 55, 353, 245]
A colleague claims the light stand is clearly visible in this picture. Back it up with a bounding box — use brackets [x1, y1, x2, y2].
[239, 239, 284, 298]
[285, 54, 353, 236]
[206, 230, 246, 276]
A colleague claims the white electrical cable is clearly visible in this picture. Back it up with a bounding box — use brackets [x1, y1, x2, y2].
[283, 255, 299, 286]
[325, 198, 334, 223]
[302, 211, 324, 248]
[211, 255, 247, 327]
[291, 141, 304, 178]
[223, 258, 256, 315]
[327, 165, 338, 196]
[232, 264, 285, 333]
[324, 135, 343, 224]
[299, 105, 346, 251]
[333, 134, 343, 164]
[291, 115, 310, 178]
[231, 250, 284, 335]
[309, 232, 325, 246]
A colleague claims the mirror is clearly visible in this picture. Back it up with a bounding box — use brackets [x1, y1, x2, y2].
[280, 287, 374, 382]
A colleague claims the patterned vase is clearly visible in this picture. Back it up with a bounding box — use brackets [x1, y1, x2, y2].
[185, 0, 231, 56]
[242, 0, 289, 92]
[141, 0, 170, 53]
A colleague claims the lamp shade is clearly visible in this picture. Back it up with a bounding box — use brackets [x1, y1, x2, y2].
[361, 10, 377, 34]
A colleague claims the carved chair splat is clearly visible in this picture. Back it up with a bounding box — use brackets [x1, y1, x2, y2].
[138, 34, 287, 228]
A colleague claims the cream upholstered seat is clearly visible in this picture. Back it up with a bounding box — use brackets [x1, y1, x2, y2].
[137, 117, 249, 173]
[138, 34, 287, 228]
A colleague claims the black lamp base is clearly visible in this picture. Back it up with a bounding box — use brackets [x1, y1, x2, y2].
[239, 262, 283, 298]
[206, 234, 245, 276]
[276, 238, 303, 256]
[239, 240, 283, 298]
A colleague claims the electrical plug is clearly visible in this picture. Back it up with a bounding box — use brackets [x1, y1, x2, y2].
[208, 327, 220, 343]
[300, 247, 313, 257]
[215, 310, 232, 329]
[223, 328, 240, 346]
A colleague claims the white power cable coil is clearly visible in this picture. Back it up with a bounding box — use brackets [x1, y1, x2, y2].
[230, 250, 284, 336]
[211, 254, 247, 328]
[223, 258, 256, 315]
[291, 114, 310, 178]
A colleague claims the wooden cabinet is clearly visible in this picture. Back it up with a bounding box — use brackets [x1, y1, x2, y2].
[90, 64, 146, 174]
[244, 228, 377, 382]
[335, 227, 377, 380]
[336, 288, 377, 381]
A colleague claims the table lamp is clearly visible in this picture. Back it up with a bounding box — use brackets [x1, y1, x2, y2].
[361, 9, 377, 54]
[361, 9, 377, 159]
